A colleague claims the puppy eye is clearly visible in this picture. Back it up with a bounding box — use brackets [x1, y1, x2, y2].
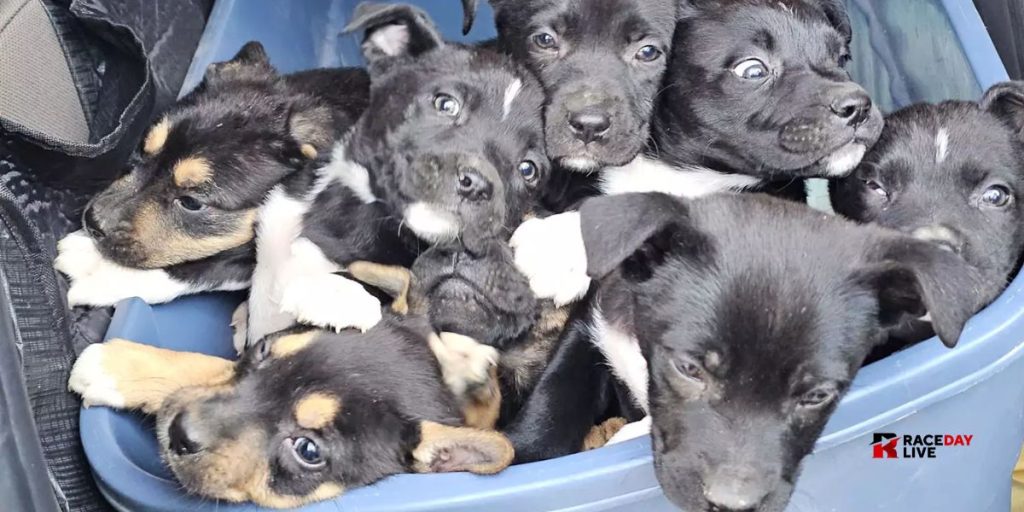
[635, 45, 662, 63]
[671, 358, 704, 383]
[980, 184, 1013, 208]
[797, 388, 836, 408]
[291, 437, 326, 469]
[532, 32, 558, 50]
[863, 179, 889, 200]
[839, 53, 853, 68]
[175, 195, 205, 212]
[732, 58, 769, 80]
[518, 160, 539, 183]
[433, 94, 461, 117]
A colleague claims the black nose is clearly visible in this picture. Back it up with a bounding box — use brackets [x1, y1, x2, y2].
[168, 411, 201, 456]
[82, 204, 105, 239]
[457, 168, 493, 201]
[703, 465, 769, 512]
[830, 90, 872, 127]
[568, 110, 612, 144]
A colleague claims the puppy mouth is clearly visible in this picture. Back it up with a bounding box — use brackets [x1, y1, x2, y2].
[814, 141, 867, 177]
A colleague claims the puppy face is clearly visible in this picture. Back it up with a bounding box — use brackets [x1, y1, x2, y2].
[657, 0, 883, 178]
[346, 4, 549, 249]
[832, 82, 1024, 282]
[83, 43, 332, 269]
[483, 0, 676, 171]
[578, 193, 992, 512]
[155, 326, 512, 508]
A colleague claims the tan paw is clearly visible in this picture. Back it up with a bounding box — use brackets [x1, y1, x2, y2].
[582, 417, 629, 451]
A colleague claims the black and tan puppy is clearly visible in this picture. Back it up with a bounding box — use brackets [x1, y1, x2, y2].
[832, 80, 1024, 321]
[503, 192, 997, 512]
[68, 319, 513, 508]
[245, 2, 549, 345]
[55, 42, 368, 307]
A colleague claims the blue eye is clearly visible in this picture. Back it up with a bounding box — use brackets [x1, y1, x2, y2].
[636, 45, 662, 62]
[292, 437, 325, 468]
[433, 94, 461, 117]
[981, 185, 1013, 208]
[518, 160, 539, 182]
[732, 58, 769, 80]
[532, 32, 557, 50]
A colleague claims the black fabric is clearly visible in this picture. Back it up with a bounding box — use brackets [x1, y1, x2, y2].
[974, 0, 1024, 80]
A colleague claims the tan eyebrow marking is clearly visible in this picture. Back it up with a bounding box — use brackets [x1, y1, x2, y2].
[173, 156, 213, 188]
[143, 117, 171, 155]
[294, 392, 341, 430]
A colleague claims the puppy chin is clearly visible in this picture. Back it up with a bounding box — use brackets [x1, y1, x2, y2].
[558, 156, 602, 173]
[404, 203, 460, 243]
[820, 142, 867, 177]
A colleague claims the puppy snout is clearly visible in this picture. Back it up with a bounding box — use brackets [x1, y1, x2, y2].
[912, 225, 965, 255]
[829, 88, 872, 127]
[703, 465, 769, 512]
[168, 410, 202, 456]
[457, 167, 493, 202]
[82, 204, 106, 239]
[568, 108, 612, 144]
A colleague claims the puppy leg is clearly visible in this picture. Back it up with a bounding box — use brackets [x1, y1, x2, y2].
[428, 333, 502, 430]
[582, 417, 628, 451]
[606, 416, 652, 445]
[231, 301, 249, 355]
[69, 339, 235, 414]
[510, 213, 591, 306]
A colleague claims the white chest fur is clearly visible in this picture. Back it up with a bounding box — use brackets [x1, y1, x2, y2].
[588, 307, 650, 413]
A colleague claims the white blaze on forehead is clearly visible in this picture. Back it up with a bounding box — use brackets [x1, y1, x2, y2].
[935, 128, 950, 164]
[404, 202, 460, 243]
[368, 24, 410, 57]
[502, 79, 523, 120]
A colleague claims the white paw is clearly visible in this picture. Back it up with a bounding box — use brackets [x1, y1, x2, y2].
[280, 273, 382, 332]
[231, 301, 250, 355]
[430, 333, 499, 397]
[510, 212, 591, 306]
[54, 231, 104, 279]
[606, 416, 651, 445]
[68, 344, 125, 408]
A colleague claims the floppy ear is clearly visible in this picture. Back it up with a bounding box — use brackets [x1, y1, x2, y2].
[461, 0, 478, 35]
[980, 81, 1024, 138]
[345, 2, 444, 75]
[816, 0, 853, 43]
[854, 238, 993, 348]
[411, 421, 514, 474]
[285, 102, 335, 159]
[577, 193, 711, 281]
[203, 41, 276, 87]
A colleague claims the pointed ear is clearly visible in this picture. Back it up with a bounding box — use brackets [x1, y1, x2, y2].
[461, 0, 478, 35]
[817, 0, 853, 44]
[980, 81, 1024, 138]
[854, 238, 994, 348]
[346, 261, 413, 314]
[411, 421, 514, 474]
[577, 193, 711, 281]
[204, 41, 275, 87]
[345, 2, 444, 75]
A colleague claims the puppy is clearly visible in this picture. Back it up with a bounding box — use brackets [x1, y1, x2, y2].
[504, 192, 997, 512]
[244, 2, 549, 346]
[54, 42, 368, 307]
[832, 81, 1024, 330]
[68, 319, 514, 508]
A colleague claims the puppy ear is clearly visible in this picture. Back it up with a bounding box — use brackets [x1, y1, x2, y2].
[461, 0, 478, 35]
[286, 103, 335, 158]
[411, 421, 514, 474]
[855, 238, 993, 348]
[578, 193, 711, 281]
[203, 41, 275, 87]
[345, 2, 444, 75]
[816, 0, 853, 43]
[981, 81, 1024, 138]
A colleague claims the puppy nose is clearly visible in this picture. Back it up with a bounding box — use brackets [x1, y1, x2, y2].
[568, 109, 611, 144]
[912, 225, 965, 255]
[82, 204, 105, 239]
[703, 466, 769, 512]
[830, 89, 872, 127]
[457, 168, 493, 201]
[168, 411, 202, 456]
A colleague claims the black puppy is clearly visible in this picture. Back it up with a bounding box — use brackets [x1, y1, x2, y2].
[506, 192, 996, 511]
[244, 2, 548, 345]
[55, 42, 368, 307]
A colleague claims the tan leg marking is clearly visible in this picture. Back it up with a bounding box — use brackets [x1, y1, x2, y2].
[582, 417, 629, 451]
[346, 261, 413, 314]
[412, 421, 514, 475]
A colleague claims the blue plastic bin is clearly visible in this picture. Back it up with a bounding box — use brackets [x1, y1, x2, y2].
[81, 1, 1024, 511]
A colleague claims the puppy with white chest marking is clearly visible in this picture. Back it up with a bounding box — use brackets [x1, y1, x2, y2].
[244, 2, 549, 346]
[831, 81, 1024, 349]
[54, 42, 369, 307]
[503, 192, 997, 512]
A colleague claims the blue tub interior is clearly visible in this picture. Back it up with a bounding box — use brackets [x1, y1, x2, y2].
[81, 1, 1024, 511]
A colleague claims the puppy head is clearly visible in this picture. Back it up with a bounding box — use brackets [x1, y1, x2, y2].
[155, 327, 513, 508]
[476, 0, 677, 171]
[578, 193, 992, 512]
[345, 2, 549, 248]
[657, 0, 883, 178]
[833, 81, 1024, 283]
[83, 42, 334, 269]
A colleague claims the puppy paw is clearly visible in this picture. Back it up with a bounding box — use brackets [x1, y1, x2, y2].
[280, 274, 382, 332]
[69, 343, 126, 408]
[606, 416, 652, 445]
[430, 332, 500, 397]
[231, 301, 250, 355]
[55, 231, 104, 281]
[582, 417, 629, 451]
[510, 212, 591, 306]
